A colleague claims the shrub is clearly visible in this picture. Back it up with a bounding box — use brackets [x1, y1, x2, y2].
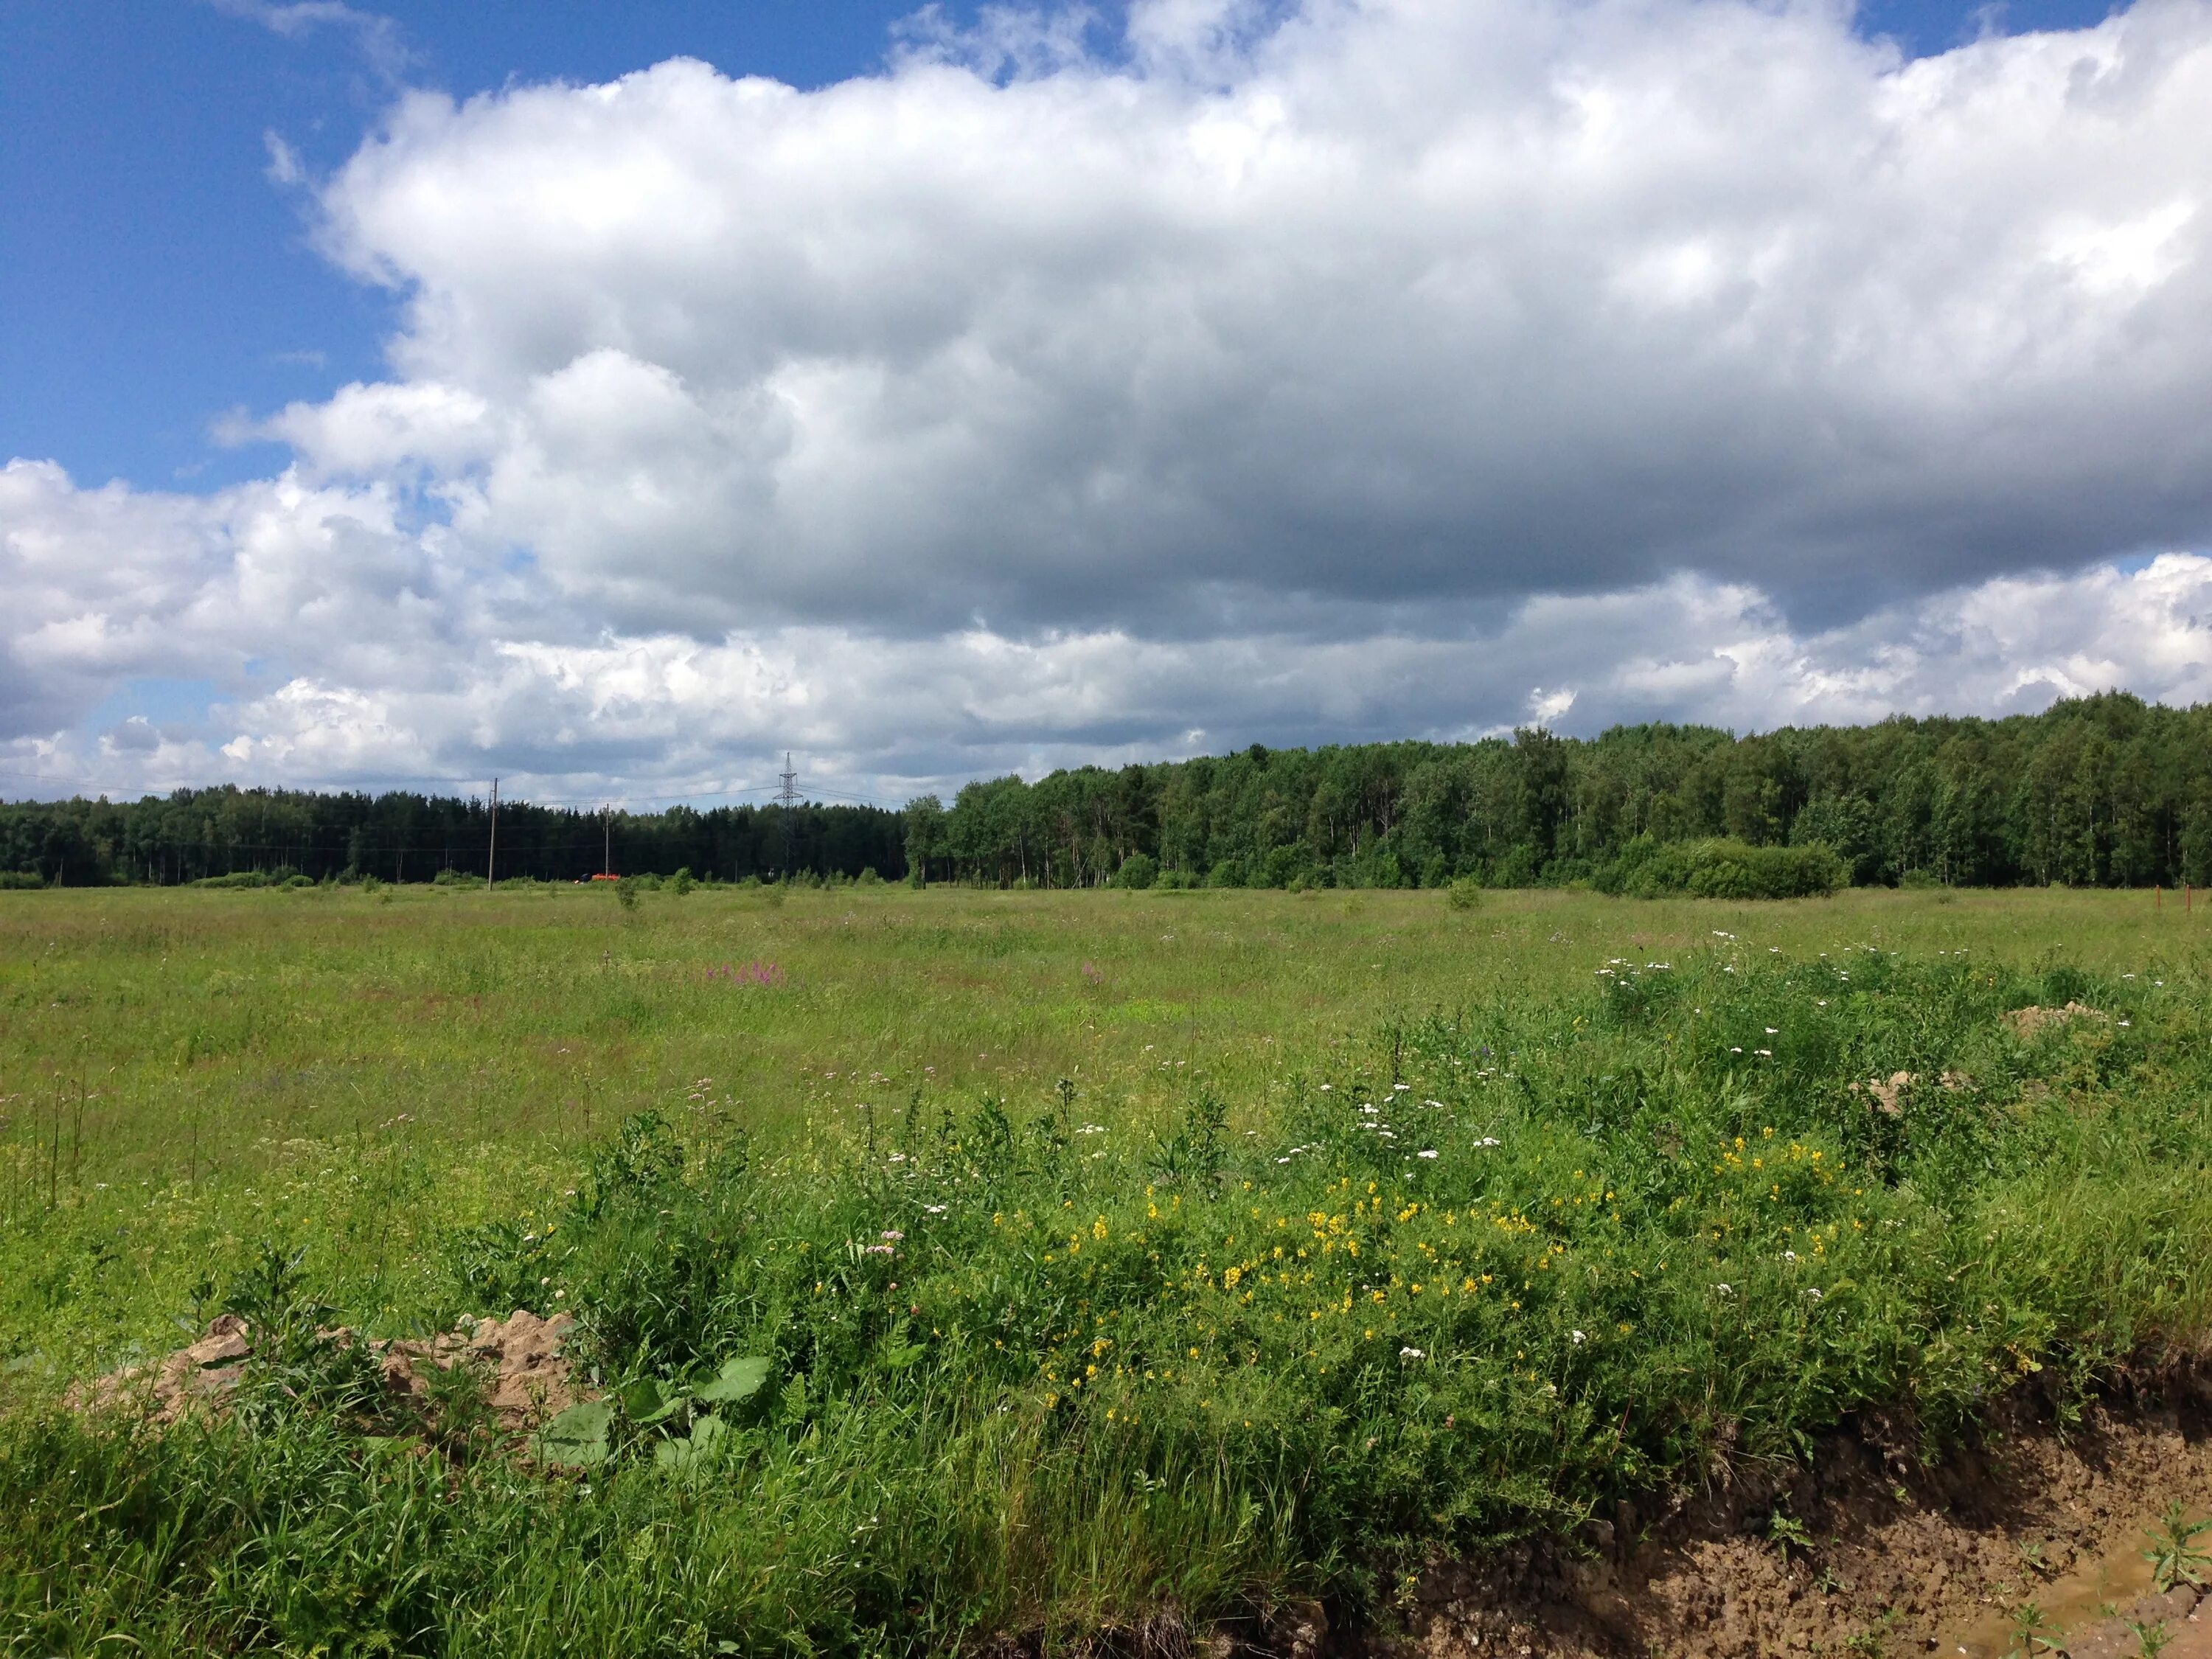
[1600, 836, 1848, 900]
[0, 869, 44, 890]
[1446, 875, 1483, 911]
[670, 867, 696, 897]
[195, 870, 270, 890]
[1113, 852, 1159, 891]
[1206, 858, 1247, 889]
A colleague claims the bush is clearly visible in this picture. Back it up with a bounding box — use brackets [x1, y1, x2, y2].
[670, 867, 695, 897]
[1113, 853, 1159, 891]
[857, 867, 882, 886]
[0, 869, 44, 890]
[1446, 876, 1483, 911]
[1206, 858, 1247, 889]
[613, 876, 640, 911]
[1599, 836, 1848, 900]
[431, 869, 485, 889]
[1155, 868, 1193, 890]
[195, 870, 270, 890]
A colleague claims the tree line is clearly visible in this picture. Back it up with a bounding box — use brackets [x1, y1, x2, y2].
[903, 693, 2212, 891]
[0, 788, 905, 888]
[5, 692, 2207, 892]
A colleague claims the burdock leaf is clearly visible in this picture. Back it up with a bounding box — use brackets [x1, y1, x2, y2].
[694, 1356, 772, 1405]
[538, 1401, 613, 1467]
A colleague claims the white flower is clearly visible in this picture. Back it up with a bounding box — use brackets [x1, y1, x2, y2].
[1399, 1346, 1425, 1360]
[888, 1152, 906, 1164]
[1764, 1027, 1778, 1034]
[924, 1204, 947, 1214]
[1755, 1048, 1773, 1057]
[1571, 1329, 1586, 1343]
[1478, 1136, 1502, 1147]
[1393, 1082, 1411, 1091]
[880, 1229, 905, 1241]
[1319, 1084, 1333, 1091]
[1714, 1283, 1734, 1296]
[1804, 1288, 1823, 1301]
[1419, 1149, 1439, 1159]
[1783, 1250, 1797, 1262]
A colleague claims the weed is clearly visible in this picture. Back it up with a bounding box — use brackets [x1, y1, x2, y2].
[2004, 1599, 2062, 1657]
[2143, 1502, 2212, 1593]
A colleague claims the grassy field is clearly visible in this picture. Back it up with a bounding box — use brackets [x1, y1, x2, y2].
[2, 883, 2209, 1654]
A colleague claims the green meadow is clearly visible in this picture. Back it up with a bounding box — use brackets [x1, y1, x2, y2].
[2, 883, 2209, 1655]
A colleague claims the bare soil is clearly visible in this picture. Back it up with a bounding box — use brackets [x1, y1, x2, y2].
[1362, 1361, 2212, 1659]
[74, 1307, 588, 1434]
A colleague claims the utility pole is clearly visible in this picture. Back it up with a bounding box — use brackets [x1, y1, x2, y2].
[776, 753, 799, 880]
[602, 804, 611, 877]
[487, 777, 498, 889]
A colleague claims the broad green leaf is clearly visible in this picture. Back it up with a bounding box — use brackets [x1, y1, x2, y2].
[694, 1355, 772, 1405]
[654, 1413, 729, 1473]
[619, 1377, 686, 1425]
[537, 1401, 613, 1468]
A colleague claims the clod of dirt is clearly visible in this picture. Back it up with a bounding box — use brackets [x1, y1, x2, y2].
[1849, 1071, 1972, 1116]
[381, 1310, 587, 1430]
[2005, 1002, 2107, 1039]
[71, 1311, 254, 1423]
[74, 1309, 587, 1436]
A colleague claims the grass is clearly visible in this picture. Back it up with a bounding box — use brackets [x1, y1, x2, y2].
[1, 883, 2208, 1655]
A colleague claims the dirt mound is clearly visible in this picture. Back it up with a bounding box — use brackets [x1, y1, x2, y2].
[75, 1309, 587, 1435]
[2006, 1003, 2108, 1040]
[1370, 1368, 2212, 1658]
[1850, 1071, 1973, 1116]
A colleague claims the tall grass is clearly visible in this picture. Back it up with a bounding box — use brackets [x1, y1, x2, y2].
[5, 929, 2210, 1655]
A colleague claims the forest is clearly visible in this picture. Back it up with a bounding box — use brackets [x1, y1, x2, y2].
[905, 692, 2212, 891]
[3, 692, 2207, 891]
[0, 790, 906, 888]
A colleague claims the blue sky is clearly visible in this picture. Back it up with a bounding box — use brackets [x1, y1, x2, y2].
[2, 0, 2205, 802]
[4, 3, 993, 491]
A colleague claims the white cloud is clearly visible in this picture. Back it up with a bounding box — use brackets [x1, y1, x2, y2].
[9, 1, 2212, 799]
[290, 0, 2212, 637]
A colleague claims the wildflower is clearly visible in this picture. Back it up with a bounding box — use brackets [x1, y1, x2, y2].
[1804, 1287, 1823, 1301]
[1714, 1283, 1734, 1297]
[925, 1204, 947, 1214]
[880, 1229, 904, 1241]
[1399, 1346, 1425, 1360]
[1419, 1149, 1439, 1159]
[1571, 1329, 1585, 1343]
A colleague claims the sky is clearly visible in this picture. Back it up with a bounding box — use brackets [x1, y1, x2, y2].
[4, 0, 2209, 809]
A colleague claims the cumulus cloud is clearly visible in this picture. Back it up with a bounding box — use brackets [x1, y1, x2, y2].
[293, 0, 2212, 636]
[10, 0, 2212, 799]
